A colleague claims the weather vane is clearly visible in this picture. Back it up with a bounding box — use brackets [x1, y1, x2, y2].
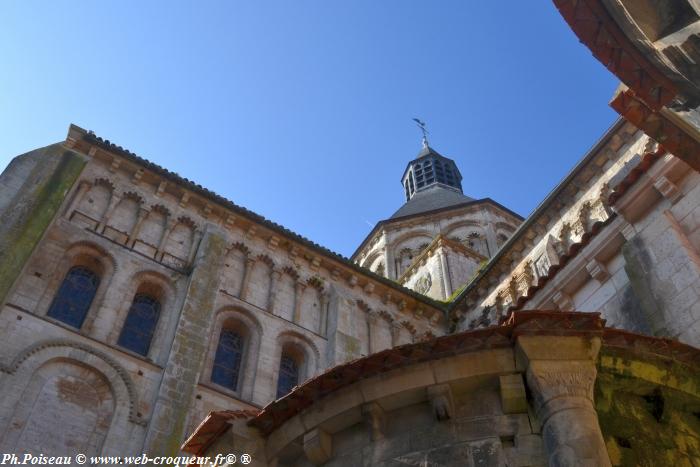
[412, 118, 429, 147]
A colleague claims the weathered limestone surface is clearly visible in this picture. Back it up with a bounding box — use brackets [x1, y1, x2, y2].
[0, 145, 86, 305]
[143, 226, 227, 456]
[0, 127, 445, 458]
[518, 335, 610, 467]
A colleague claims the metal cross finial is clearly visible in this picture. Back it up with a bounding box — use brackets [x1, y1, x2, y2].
[412, 118, 429, 148]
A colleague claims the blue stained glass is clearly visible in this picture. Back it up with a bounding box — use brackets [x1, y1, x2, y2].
[117, 294, 161, 356]
[47, 266, 100, 329]
[211, 329, 243, 390]
[276, 354, 299, 398]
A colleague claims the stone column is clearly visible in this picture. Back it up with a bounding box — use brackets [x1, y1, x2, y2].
[365, 311, 376, 355]
[155, 216, 176, 260]
[96, 193, 121, 232]
[127, 207, 150, 247]
[293, 281, 306, 323]
[437, 249, 452, 298]
[390, 321, 401, 347]
[518, 335, 610, 467]
[318, 293, 329, 336]
[267, 269, 282, 314]
[385, 248, 396, 280]
[239, 257, 256, 301]
[186, 228, 203, 266]
[63, 179, 90, 218]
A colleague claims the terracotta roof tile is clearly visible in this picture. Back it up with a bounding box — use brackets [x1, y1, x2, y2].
[181, 409, 259, 456]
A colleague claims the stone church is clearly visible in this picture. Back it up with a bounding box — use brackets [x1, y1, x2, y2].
[1, 1, 700, 466]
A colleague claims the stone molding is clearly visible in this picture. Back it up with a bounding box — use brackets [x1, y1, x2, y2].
[0, 339, 146, 426]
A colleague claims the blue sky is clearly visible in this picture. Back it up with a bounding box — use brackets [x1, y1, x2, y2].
[0, 1, 618, 257]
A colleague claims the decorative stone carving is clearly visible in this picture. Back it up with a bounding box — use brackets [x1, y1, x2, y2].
[426, 384, 454, 421]
[415, 273, 432, 295]
[518, 335, 610, 467]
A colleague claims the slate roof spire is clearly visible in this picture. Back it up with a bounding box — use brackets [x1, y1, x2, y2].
[391, 140, 471, 219]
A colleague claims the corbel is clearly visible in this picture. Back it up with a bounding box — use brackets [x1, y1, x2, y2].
[361, 402, 386, 440]
[132, 168, 144, 185]
[156, 180, 167, 197]
[585, 259, 609, 282]
[179, 192, 190, 208]
[551, 290, 574, 311]
[202, 202, 213, 219]
[426, 384, 454, 421]
[303, 428, 332, 465]
[653, 175, 682, 204]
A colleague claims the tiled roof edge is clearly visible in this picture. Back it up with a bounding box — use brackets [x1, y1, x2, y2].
[445, 117, 628, 312]
[68, 124, 446, 311]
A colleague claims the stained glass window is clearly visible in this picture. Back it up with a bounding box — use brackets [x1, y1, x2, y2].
[276, 354, 300, 398]
[47, 266, 100, 329]
[117, 294, 161, 356]
[211, 329, 243, 391]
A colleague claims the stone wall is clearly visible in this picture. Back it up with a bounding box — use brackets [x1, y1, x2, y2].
[193, 313, 700, 467]
[354, 202, 520, 294]
[453, 119, 700, 348]
[0, 128, 446, 458]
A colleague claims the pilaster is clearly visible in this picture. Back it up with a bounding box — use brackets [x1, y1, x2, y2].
[143, 225, 227, 456]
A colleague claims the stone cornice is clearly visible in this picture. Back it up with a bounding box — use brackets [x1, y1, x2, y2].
[244, 310, 700, 437]
[448, 119, 635, 318]
[64, 125, 447, 324]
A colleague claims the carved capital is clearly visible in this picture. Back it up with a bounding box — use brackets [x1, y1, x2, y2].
[526, 361, 597, 422]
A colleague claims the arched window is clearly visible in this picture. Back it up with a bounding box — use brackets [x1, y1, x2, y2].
[47, 266, 100, 329]
[276, 354, 300, 398]
[117, 294, 161, 356]
[211, 329, 244, 391]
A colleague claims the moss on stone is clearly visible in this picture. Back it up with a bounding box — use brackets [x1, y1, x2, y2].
[0, 149, 85, 305]
[596, 350, 700, 466]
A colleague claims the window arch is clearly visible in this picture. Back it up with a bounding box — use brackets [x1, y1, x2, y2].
[211, 328, 245, 391]
[276, 353, 300, 398]
[117, 293, 161, 356]
[204, 309, 262, 400]
[46, 266, 100, 329]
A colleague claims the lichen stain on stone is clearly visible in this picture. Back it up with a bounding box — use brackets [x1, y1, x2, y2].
[150, 230, 228, 457]
[0, 148, 86, 305]
[595, 362, 700, 466]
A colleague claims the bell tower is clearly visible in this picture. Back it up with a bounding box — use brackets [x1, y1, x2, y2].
[401, 141, 464, 201]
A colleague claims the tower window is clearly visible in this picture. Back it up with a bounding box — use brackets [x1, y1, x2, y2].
[47, 266, 100, 329]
